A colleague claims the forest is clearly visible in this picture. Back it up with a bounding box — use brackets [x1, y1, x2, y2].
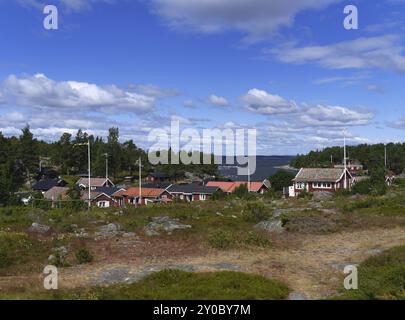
[290, 143, 405, 174]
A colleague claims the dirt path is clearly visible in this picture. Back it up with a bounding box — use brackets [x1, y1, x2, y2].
[2, 227, 405, 299]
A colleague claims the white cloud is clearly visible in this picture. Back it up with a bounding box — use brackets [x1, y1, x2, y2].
[268, 35, 405, 72]
[150, 0, 338, 42]
[208, 94, 229, 107]
[2, 74, 155, 113]
[242, 88, 297, 115]
[312, 74, 369, 85]
[299, 105, 373, 127]
[128, 84, 181, 98]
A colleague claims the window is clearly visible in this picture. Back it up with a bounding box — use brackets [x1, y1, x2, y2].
[200, 194, 207, 201]
[313, 182, 332, 189]
[296, 182, 306, 190]
[97, 201, 108, 208]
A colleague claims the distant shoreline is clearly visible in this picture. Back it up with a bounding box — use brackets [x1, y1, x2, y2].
[273, 164, 299, 171]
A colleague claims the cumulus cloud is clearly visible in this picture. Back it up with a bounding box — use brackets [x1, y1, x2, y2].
[208, 94, 229, 107]
[2, 74, 155, 113]
[242, 88, 297, 115]
[299, 105, 373, 127]
[268, 35, 405, 72]
[242, 89, 373, 127]
[150, 0, 338, 42]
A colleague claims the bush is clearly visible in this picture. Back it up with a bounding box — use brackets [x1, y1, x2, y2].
[269, 171, 295, 192]
[208, 231, 234, 249]
[297, 189, 312, 199]
[75, 247, 93, 264]
[241, 202, 269, 222]
[243, 231, 271, 247]
[49, 251, 69, 267]
[210, 190, 226, 201]
[352, 180, 372, 195]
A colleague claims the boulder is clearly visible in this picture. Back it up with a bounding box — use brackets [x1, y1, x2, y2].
[312, 192, 333, 201]
[144, 216, 191, 236]
[27, 222, 52, 235]
[255, 219, 284, 233]
[95, 223, 122, 237]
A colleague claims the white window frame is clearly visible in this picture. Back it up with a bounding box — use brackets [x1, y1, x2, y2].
[313, 182, 332, 189]
[296, 182, 306, 190]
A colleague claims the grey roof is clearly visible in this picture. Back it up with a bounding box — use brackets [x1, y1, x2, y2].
[293, 168, 350, 182]
[142, 182, 172, 189]
[167, 184, 220, 194]
[93, 187, 122, 196]
[33, 179, 66, 191]
[147, 172, 168, 179]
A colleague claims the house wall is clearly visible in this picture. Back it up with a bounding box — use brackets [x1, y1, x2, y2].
[293, 173, 353, 195]
[91, 194, 115, 208]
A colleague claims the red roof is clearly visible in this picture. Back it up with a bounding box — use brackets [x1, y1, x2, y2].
[206, 181, 267, 193]
[115, 187, 166, 198]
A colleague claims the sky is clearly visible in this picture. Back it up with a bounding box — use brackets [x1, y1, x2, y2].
[0, 0, 405, 155]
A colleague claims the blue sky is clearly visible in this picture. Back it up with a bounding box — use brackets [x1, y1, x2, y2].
[1, 0, 405, 155]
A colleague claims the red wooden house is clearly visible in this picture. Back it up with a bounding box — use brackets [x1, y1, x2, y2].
[290, 168, 353, 197]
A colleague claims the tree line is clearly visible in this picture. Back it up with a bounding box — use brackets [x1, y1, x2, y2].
[290, 143, 405, 174]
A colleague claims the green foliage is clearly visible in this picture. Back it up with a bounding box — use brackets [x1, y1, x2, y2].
[0, 232, 48, 271]
[269, 170, 295, 192]
[233, 183, 248, 197]
[49, 251, 69, 268]
[3, 270, 291, 300]
[336, 245, 405, 300]
[241, 201, 269, 222]
[291, 142, 405, 175]
[208, 229, 271, 249]
[352, 180, 373, 195]
[210, 190, 226, 201]
[208, 230, 234, 249]
[297, 189, 312, 199]
[75, 247, 93, 264]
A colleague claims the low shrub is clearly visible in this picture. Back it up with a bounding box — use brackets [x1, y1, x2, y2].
[208, 231, 234, 249]
[241, 202, 269, 222]
[335, 245, 405, 300]
[75, 247, 93, 264]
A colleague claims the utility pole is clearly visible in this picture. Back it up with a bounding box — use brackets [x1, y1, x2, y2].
[103, 153, 108, 180]
[343, 135, 347, 190]
[247, 156, 251, 192]
[138, 157, 142, 206]
[87, 139, 91, 210]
